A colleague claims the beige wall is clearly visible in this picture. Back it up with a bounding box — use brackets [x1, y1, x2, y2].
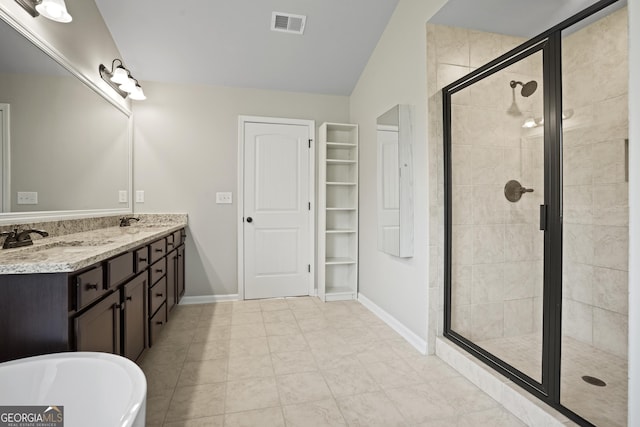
[132, 81, 349, 297]
[0, 0, 128, 111]
[349, 0, 447, 349]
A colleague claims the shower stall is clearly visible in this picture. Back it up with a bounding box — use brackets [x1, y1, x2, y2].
[442, 1, 628, 426]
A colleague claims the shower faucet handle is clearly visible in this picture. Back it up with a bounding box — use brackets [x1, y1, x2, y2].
[504, 180, 534, 203]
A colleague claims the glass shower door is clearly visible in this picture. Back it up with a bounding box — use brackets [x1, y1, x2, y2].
[448, 48, 545, 383]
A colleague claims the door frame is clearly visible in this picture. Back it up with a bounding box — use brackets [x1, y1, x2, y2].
[237, 116, 316, 300]
[0, 103, 10, 212]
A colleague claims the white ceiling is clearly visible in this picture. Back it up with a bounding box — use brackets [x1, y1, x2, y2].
[94, 0, 399, 96]
[429, 0, 626, 37]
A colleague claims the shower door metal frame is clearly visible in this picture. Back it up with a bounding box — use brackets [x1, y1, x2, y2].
[442, 0, 620, 425]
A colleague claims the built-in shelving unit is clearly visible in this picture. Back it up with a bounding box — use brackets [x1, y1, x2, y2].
[318, 123, 358, 301]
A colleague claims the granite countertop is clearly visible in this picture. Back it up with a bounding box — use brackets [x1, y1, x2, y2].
[0, 219, 187, 275]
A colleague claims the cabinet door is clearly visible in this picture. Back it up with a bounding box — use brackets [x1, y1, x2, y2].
[75, 291, 120, 354]
[177, 245, 185, 300]
[166, 249, 177, 313]
[123, 273, 147, 362]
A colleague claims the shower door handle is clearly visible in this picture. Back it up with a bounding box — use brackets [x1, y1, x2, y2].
[539, 205, 547, 231]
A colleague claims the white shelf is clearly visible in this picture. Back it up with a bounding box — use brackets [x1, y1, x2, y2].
[327, 142, 357, 147]
[318, 122, 358, 303]
[325, 257, 356, 265]
[326, 159, 356, 165]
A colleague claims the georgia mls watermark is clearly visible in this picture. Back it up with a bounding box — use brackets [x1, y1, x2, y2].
[0, 406, 64, 427]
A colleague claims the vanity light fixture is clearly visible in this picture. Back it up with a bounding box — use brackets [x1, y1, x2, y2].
[15, 0, 72, 23]
[99, 59, 146, 101]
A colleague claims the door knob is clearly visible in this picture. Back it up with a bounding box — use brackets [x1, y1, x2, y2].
[246, 217, 253, 223]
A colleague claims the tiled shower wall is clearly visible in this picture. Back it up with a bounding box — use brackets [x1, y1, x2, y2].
[426, 24, 537, 344]
[561, 7, 628, 358]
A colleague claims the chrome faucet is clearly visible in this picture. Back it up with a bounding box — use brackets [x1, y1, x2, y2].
[1, 228, 49, 249]
[119, 217, 140, 227]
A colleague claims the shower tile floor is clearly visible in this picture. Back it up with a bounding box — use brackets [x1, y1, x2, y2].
[477, 334, 627, 427]
[140, 297, 528, 426]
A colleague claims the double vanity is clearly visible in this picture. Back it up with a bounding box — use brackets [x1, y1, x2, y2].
[0, 215, 187, 363]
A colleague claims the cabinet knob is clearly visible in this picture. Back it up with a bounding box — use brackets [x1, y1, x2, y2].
[246, 217, 253, 223]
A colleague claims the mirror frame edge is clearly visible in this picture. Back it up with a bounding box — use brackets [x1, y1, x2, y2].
[0, 6, 134, 225]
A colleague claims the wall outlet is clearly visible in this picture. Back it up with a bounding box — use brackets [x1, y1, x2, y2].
[136, 190, 145, 203]
[118, 190, 128, 203]
[216, 192, 232, 204]
[17, 191, 38, 205]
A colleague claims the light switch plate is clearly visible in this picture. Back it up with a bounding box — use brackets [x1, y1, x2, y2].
[17, 191, 38, 205]
[216, 192, 232, 204]
[118, 190, 128, 203]
[136, 190, 145, 203]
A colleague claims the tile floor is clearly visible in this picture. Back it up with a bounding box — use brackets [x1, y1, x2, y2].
[141, 297, 526, 426]
[479, 333, 627, 427]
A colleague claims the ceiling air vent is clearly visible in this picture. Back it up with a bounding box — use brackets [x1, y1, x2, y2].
[271, 12, 306, 35]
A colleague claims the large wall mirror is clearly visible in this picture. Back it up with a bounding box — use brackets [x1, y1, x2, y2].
[377, 104, 413, 257]
[0, 13, 131, 223]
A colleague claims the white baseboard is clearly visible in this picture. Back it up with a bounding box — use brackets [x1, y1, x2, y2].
[180, 294, 240, 305]
[357, 293, 428, 354]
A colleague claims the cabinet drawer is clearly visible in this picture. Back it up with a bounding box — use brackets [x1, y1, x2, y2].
[173, 230, 184, 247]
[106, 252, 134, 289]
[148, 302, 167, 347]
[149, 238, 166, 264]
[149, 276, 167, 316]
[75, 266, 106, 310]
[135, 247, 149, 273]
[150, 258, 166, 285]
[166, 233, 175, 251]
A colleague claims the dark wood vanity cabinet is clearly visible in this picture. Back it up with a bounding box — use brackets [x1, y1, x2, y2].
[75, 291, 121, 354]
[122, 272, 147, 361]
[0, 227, 186, 363]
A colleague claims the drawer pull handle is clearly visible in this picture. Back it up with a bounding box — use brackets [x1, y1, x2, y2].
[138, 257, 147, 262]
[156, 293, 164, 297]
[154, 248, 163, 253]
[155, 321, 164, 325]
[168, 242, 174, 247]
[86, 283, 99, 290]
[155, 269, 163, 273]
[126, 296, 133, 301]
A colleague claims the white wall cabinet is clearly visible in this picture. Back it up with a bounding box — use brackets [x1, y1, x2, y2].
[318, 123, 358, 301]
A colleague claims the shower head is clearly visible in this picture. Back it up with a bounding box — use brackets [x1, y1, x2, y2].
[510, 80, 538, 97]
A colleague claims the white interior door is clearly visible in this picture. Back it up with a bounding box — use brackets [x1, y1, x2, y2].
[243, 121, 312, 299]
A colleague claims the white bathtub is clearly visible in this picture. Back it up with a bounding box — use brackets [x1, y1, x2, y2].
[0, 352, 146, 427]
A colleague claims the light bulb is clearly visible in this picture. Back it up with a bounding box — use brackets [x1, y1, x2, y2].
[129, 85, 146, 101]
[35, 0, 72, 23]
[110, 67, 129, 85]
[119, 77, 137, 93]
